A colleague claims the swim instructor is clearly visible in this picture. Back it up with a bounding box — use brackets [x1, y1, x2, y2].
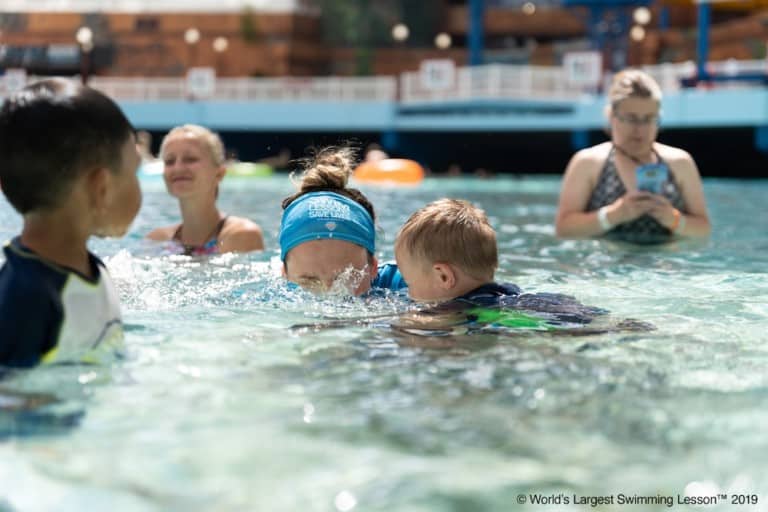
[279, 147, 405, 295]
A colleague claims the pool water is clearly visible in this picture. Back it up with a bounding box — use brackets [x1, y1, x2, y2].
[1, 176, 767, 512]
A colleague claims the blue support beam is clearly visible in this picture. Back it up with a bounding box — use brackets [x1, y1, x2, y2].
[571, 130, 591, 151]
[587, 4, 606, 52]
[659, 6, 670, 31]
[380, 130, 400, 154]
[697, 2, 711, 82]
[754, 126, 768, 154]
[468, 0, 485, 66]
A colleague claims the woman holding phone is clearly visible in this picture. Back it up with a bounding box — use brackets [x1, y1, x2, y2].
[555, 69, 711, 243]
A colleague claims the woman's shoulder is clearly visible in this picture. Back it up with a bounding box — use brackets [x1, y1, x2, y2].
[220, 216, 264, 252]
[222, 216, 263, 235]
[655, 143, 694, 164]
[565, 143, 611, 181]
[570, 142, 612, 166]
[145, 225, 178, 241]
[655, 143, 699, 177]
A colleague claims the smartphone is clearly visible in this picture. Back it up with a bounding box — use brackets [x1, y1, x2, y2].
[636, 163, 669, 194]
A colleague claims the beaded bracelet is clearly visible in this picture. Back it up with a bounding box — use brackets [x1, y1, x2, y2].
[670, 208, 686, 234]
[675, 211, 687, 234]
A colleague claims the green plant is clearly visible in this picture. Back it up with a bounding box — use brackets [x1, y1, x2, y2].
[240, 6, 259, 43]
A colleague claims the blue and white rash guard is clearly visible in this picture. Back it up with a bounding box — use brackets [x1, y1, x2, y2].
[371, 262, 407, 292]
[0, 238, 124, 367]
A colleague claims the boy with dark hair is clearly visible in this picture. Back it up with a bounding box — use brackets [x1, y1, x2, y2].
[0, 78, 142, 367]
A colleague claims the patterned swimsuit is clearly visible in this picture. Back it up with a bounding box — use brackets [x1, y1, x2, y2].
[172, 216, 228, 256]
[586, 147, 685, 244]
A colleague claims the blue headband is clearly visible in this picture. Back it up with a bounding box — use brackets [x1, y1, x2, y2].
[279, 191, 375, 261]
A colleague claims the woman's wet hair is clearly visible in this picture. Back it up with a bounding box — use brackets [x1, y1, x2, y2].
[281, 146, 375, 222]
[0, 78, 134, 214]
[608, 69, 663, 111]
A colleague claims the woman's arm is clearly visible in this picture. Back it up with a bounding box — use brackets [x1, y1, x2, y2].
[555, 151, 604, 237]
[145, 225, 176, 241]
[648, 148, 711, 237]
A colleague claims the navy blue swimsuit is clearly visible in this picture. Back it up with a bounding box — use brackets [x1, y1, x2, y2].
[447, 282, 607, 326]
[0, 238, 124, 368]
[371, 262, 407, 291]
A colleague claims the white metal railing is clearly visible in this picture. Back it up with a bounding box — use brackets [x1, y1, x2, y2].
[707, 59, 767, 76]
[400, 59, 768, 104]
[0, 59, 765, 103]
[85, 76, 398, 102]
[635, 62, 692, 93]
[400, 64, 586, 104]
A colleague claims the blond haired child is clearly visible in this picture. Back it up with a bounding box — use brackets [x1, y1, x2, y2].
[395, 198, 499, 302]
[394, 199, 639, 333]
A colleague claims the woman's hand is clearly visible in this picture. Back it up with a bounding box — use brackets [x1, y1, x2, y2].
[608, 192, 655, 225]
[646, 194, 679, 229]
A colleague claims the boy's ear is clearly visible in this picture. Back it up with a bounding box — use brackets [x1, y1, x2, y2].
[432, 262, 456, 290]
[86, 167, 112, 212]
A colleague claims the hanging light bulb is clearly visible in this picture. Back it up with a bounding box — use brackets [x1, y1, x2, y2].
[434, 32, 452, 50]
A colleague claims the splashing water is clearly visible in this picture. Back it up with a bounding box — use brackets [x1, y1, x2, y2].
[1, 176, 767, 511]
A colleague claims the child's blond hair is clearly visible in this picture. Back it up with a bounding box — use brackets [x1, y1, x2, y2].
[395, 199, 497, 282]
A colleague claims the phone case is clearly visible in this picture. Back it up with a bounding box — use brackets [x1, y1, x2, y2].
[636, 163, 669, 194]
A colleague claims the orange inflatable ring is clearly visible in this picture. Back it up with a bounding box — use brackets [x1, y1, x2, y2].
[354, 158, 425, 185]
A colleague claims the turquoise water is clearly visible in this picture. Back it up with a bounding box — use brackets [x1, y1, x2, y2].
[1, 176, 767, 512]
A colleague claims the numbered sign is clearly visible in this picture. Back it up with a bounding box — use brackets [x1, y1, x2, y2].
[563, 51, 603, 88]
[186, 67, 216, 99]
[419, 59, 456, 91]
[3, 68, 28, 94]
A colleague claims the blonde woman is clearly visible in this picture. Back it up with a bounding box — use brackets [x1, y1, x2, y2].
[555, 69, 710, 243]
[147, 125, 264, 254]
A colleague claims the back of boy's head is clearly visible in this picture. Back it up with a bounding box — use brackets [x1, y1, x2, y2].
[396, 198, 498, 282]
[0, 78, 134, 214]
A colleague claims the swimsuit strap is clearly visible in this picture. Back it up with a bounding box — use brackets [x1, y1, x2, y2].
[173, 215, 229, 255]
[612, 143, 661, 166]
[172, 223, 183, 241]
[213, 215, 229, 238]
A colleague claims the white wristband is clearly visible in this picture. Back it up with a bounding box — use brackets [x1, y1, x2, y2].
[597, 206, 613, 232]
